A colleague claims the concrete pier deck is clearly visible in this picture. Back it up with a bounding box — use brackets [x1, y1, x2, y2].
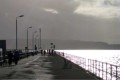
[0, 54, 101, 80]
[46, 55, 101, 80]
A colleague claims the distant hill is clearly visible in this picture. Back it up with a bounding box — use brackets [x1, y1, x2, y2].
[6, 39, 120, 50]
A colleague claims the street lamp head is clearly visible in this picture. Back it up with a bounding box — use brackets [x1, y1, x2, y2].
[51, 43, 53, 45]
[29, 26, 32, 28]
[19, 15, 24, 17]
[34, 31, 37, 33]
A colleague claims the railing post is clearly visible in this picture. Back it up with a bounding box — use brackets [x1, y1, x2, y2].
[91, 60, 93, 73]
[95, 60, 96, 74]
[82, 58, 83, 68]
[93, 60, 95, 74]
[90, 59, 91, 72]
[102, 62, 104, 79]
[85, 58, 86, 69]
[83, 58, 84, 68]
[82, 58, 84, 68]
[96, 60, 98, 76]
[116, 66, 118, 80]
[88, 59, 90, 71]
[110, 65, 112, 80]
[106, 63, 107, 80]
[80, 57, 81, 66]
[99, 61, 100, 77]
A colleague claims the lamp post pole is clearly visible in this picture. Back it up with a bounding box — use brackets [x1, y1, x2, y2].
[32, 33, 34, 50]
[16, 15, 24, 50]
[35, 34, 39, 50]
[32, 31, 37, 50]
[39, 28, 41, 49]
[35, 35, 37, 50]
[16, 18, 18, 50]
[27, 26, 32, 51]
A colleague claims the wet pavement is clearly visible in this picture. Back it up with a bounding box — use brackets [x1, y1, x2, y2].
[0, 54, 101, 80]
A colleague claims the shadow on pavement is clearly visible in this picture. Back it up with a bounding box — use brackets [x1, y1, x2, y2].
[42, 55, 101, 80]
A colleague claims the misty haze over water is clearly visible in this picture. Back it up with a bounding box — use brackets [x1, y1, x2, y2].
[6, 39, 120, 50]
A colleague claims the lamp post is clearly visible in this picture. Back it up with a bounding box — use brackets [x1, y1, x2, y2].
[16, 15, 24, 50]
[32, 31, 37, 49]
[34, 34, 39, 50]
[36, 34, 39, 49]
[27, 26, 32, 51]
[39, 28, 41, 49]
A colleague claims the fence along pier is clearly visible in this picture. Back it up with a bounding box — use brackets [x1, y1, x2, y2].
[57, 52, 120, 80]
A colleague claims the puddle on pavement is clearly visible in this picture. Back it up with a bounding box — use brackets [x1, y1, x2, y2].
[22, 70, 35, 74]
[7, 71, 16, 77]
[24, 65, 31, 68]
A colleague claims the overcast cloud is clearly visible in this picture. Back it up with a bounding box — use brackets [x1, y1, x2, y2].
[0, 0, 120, 45]
[43, 8, 59, 14]
[74, 0, 120, 18]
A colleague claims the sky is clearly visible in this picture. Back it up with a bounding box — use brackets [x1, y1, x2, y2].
[0, 0, 120, 44]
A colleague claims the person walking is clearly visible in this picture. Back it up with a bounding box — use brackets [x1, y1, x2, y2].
[13, 50, 20, 65]
[7, 51, 13, 66]
[43, 50, 46, 56]
[40, 49, 43, 56]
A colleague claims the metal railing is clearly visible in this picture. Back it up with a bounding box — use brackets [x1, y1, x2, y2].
[57, 52, 120, 80]
[6, 49, 35, 53]
[0, 56, 3, 63]
[0, 49, 38, 66]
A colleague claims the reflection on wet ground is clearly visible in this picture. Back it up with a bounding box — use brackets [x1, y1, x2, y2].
[0, 55, 101, 80]
[0, 56, 54, 80]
